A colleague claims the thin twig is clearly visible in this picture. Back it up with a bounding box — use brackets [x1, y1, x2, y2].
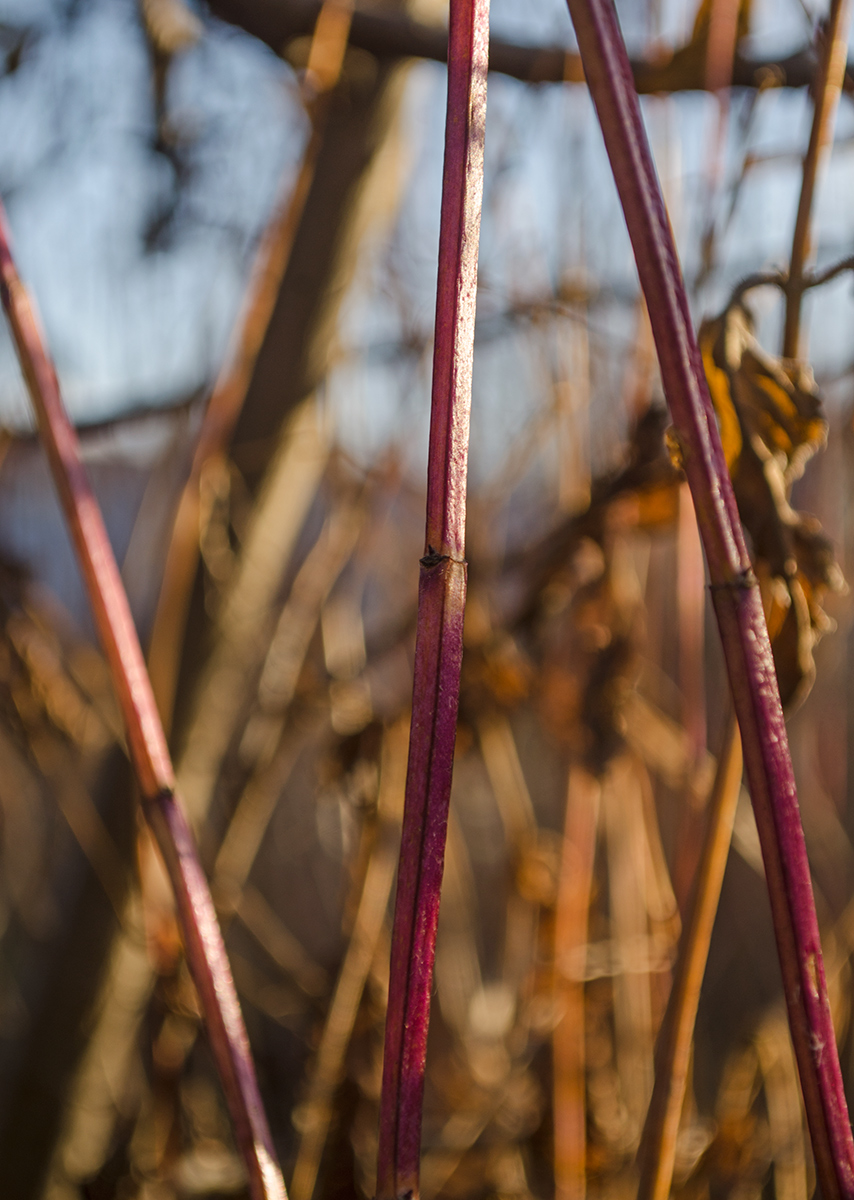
[563, 0, 854, 1195]
[147, 0, 354, 730]
[756, 1009, 811, 1200]
[637, 711, 742, 1200]
[553, 767, 600, 1200]
[730, 254, 854, 309]
[375, 0, 489, 1193]
[176, 396, 329, 828]
[604, 756, 655, 1141]
[209, 0, 854, 94]
[695, 0, 740, 284]
[783, 0, 852, 358]
[0, 204, 287, 1200]
[291, 720, 408, 1200]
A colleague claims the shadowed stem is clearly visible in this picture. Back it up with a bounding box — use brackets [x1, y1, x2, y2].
[562, 1, 854, 1196]
[0, 205, 287, 1200]
[637, 712, 742, 1200]
[783, 0, 851, 359]
[375, 0, 489, 1195]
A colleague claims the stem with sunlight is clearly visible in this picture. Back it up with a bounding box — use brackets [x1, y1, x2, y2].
[562, 0, 854, 1195]
[375, 0, 489, 1194]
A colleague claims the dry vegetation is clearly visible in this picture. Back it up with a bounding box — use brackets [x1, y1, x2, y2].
[1, 0, 854, 1199]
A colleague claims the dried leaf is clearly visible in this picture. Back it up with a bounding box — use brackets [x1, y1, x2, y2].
[700, 304, 846, 708]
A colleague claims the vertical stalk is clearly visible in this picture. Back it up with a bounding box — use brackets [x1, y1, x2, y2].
[562, 2, 854, 1196]
[677, 483, 706, 767]
[671, 485, 708, 913]
[704, 0, 740, 94]
[783, 0, 851, 359]
[375, 0, 489, 1195]
[604, 757, 655, 1140]
[0, 207, 287, 1200]
[553, 767, 600, 1200]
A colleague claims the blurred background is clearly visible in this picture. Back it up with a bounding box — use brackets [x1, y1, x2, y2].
[1, 0, 854, 1197]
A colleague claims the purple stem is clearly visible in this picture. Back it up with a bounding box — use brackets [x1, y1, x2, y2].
[562, 1, 854, 1195]
[0, 204, 287, 1200]
[375, 0, 489, 1196]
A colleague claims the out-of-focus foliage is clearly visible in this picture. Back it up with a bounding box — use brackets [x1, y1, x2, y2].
[1, 0, 854, 1198]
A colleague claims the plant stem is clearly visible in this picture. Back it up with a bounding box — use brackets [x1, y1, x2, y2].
[637, 712, 742, 1200]
[783, 0, 851, 359]
[291, 720, 407, 1200]
[554, 767, 600, 1200]
[562, 1, 854, 1195]
[0, 205, 287, 1200]
[375, 0, 489, 1194]
[210, 0, 854, 95]
[148, 0, 353, 730]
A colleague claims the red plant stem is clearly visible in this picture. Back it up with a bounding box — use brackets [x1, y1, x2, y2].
[562, 2, 854, 1197]
[0, 206, 287, 1200]
[375, 0, 489, 1196]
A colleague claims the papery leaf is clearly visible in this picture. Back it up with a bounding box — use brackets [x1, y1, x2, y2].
[700, 304, 845, 707]
[701, 306, 826, 474]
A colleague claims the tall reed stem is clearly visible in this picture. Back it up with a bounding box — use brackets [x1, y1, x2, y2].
[0, 205, 287, 1200]
[375, 0, 489, 1195]
[562, 2, 854, 1196]
[782, 0, 851, 359]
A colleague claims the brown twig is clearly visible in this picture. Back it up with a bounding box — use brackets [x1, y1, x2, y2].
[730, 255, 854, 310]
[604, 755, 656, 1141]
[290, 720, 408, 1200]
[0, 204, 287, 1200]
[637, 711, 743, 1200]
[209, 0, 854, 94]
[783, 0, 852, 359]
[147, 0, 353, 730]
[553, 766, 600, 1200]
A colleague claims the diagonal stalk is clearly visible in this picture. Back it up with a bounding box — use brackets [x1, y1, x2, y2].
[0, 205, 287, 1200]
[291, 719, 408, 1200]
[375, 0, 489, 1195]
[148, 0, 354, 731]
[639, 590, 789, 1199]
[561, 2, 854, 1196]
[637, 711, 742, 1200]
